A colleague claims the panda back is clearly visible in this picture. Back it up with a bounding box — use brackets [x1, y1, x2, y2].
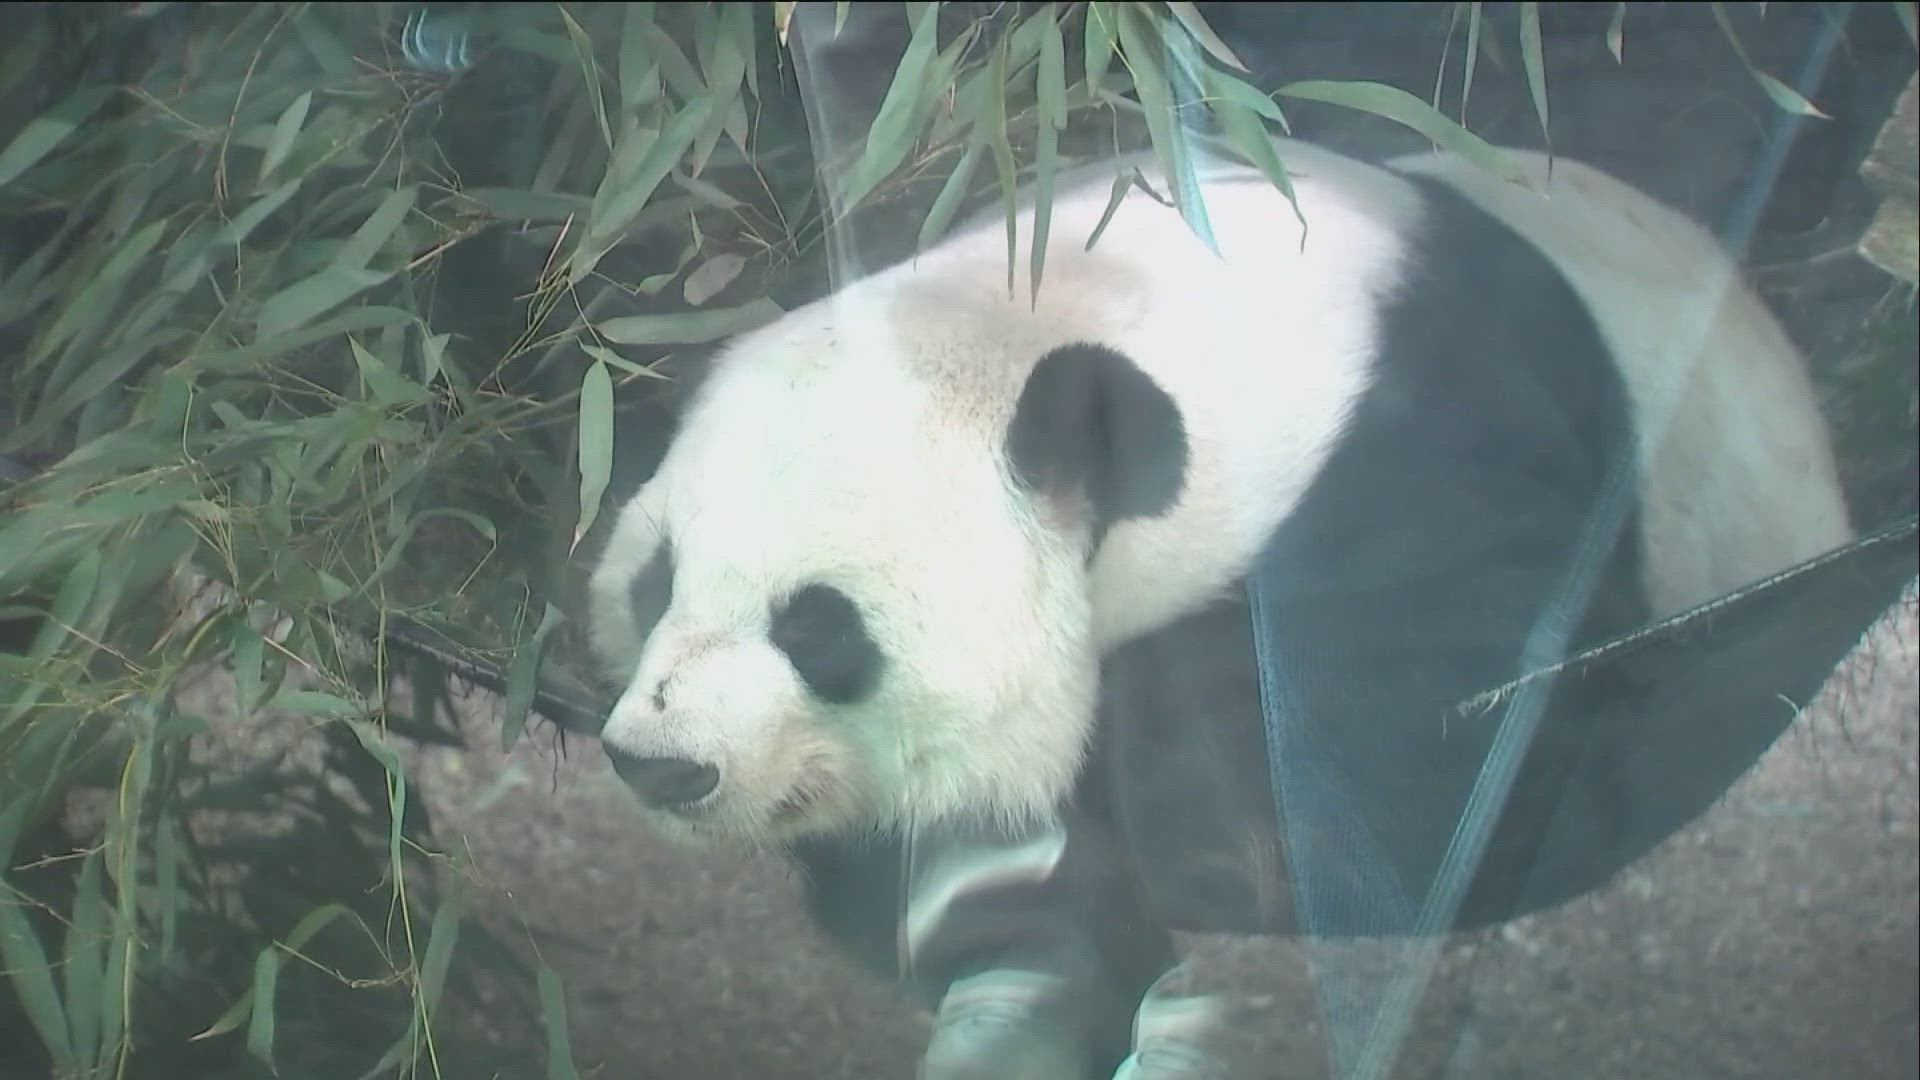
[1390, 148, 1853, 614]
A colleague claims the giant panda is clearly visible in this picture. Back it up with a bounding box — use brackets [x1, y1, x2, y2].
[582, 138, 1853, 1078]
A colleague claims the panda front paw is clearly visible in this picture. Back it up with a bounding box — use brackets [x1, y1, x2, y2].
[1111, 1046, 1235, 1080]
[1110, 1027, 1238, 1079]
[1111, 970, 1257, 1079]
[917, 969, 1091, 1080]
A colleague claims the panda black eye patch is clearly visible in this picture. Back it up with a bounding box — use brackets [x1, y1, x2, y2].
[628, 540, 674, 643]
[769, 583, 883, 705]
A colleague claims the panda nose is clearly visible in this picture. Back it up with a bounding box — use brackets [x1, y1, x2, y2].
[605, 746, 720, 808]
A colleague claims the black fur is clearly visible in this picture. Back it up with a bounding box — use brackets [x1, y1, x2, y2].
[770, 583, 884, 705]
[627, 540, 674, 649]
[1096, 174, 1653, 935]
[1004, 343, 1189, 553]
[1179, 173, 1649, 933]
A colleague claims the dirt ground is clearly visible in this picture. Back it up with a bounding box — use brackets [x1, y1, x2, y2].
[402, 584, 1918, 1080]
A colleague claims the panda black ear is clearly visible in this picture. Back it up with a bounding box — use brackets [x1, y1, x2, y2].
[1004, 343, 1188, 551]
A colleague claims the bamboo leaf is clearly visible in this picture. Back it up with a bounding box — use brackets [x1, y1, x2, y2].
[1210, 72, 1291, 128]
[1001, 7, 1056, 71]
[196, 306, 412, 373]
[1519, 2, 1551, 152]
[1117, 5, 1180, 213]
[1463, 1, 1483, 123]
[346, 721, 408, 867]
[354, 1032, 417, 1080]
[195, 905, 361, 1043]
[1084, 2, 1118, 101]
[218, 176, 304, 248]
[620, 4, 662, 112]
[932, 53, 993, 150]
[691, 3, 754, 169]
[62, 850, 106, 1069]
[258, 89, 313, 184]
[597, 297, 782, 344]
[1032, 6, 1067, 304]
[559, 6, 613, 149]
[0, 86, 113, 191]
[0, 794, 32, 868]
[244, 946, 281, 1064]
[986, 25, 1019, 294]
[27, 546, 101, 661]
[417, 890, 464, 1012]
[255, 265, 394, 340]
[1434, 1, 1462, 110]
[682, 252, 746, 306]
[1166, 2, 1247, 71]
[31, 217, 169, 373]
[643, 23, 708, 102]
[1747, 68, 1830, 118]
[0, 901, 74, 1073]
[1205, 74, 1313, 239]
[837, 1, 941, 211]
[671, 170, 743, 209]
[1276, 80, 1530, 184]
[593, 114, 663, 222]
[464, 187, 594, 222]
[0, 483, 195, 603]
[0, 224, 64, 325]
[580, 342, 667, 379]
[906, 24, 981, 159]
[194, 987, 253, 1041]
[96, 902, 130, 1070]
[16, 331, 182, 450]
[917, 138, 986, 251]
[689, 84, 741, 181]
[1085, 169, 1138, 251]
[335, 184, 418, 270]
[349, 337, 432, 407]
[538, 966, 583, 1080]
[575, 360, 614, 549]
[284, 903, 356, 949]
[738, 0, 762, 99]
[577, 97, 715, 281]
[232, 619, 265, 716]
[420, 327, 450, 387]
[1160, 21, 1218, 255]
[1709, 3, 1830, 117]
[502, 603, 564, 751]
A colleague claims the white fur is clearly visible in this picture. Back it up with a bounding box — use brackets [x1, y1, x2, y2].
[587, 140, 1851, 846]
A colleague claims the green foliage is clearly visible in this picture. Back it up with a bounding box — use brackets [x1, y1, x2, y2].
[0, 4, 678, 1073]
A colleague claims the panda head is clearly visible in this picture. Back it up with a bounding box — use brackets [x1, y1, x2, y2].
[585, 271, 1189, 846]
